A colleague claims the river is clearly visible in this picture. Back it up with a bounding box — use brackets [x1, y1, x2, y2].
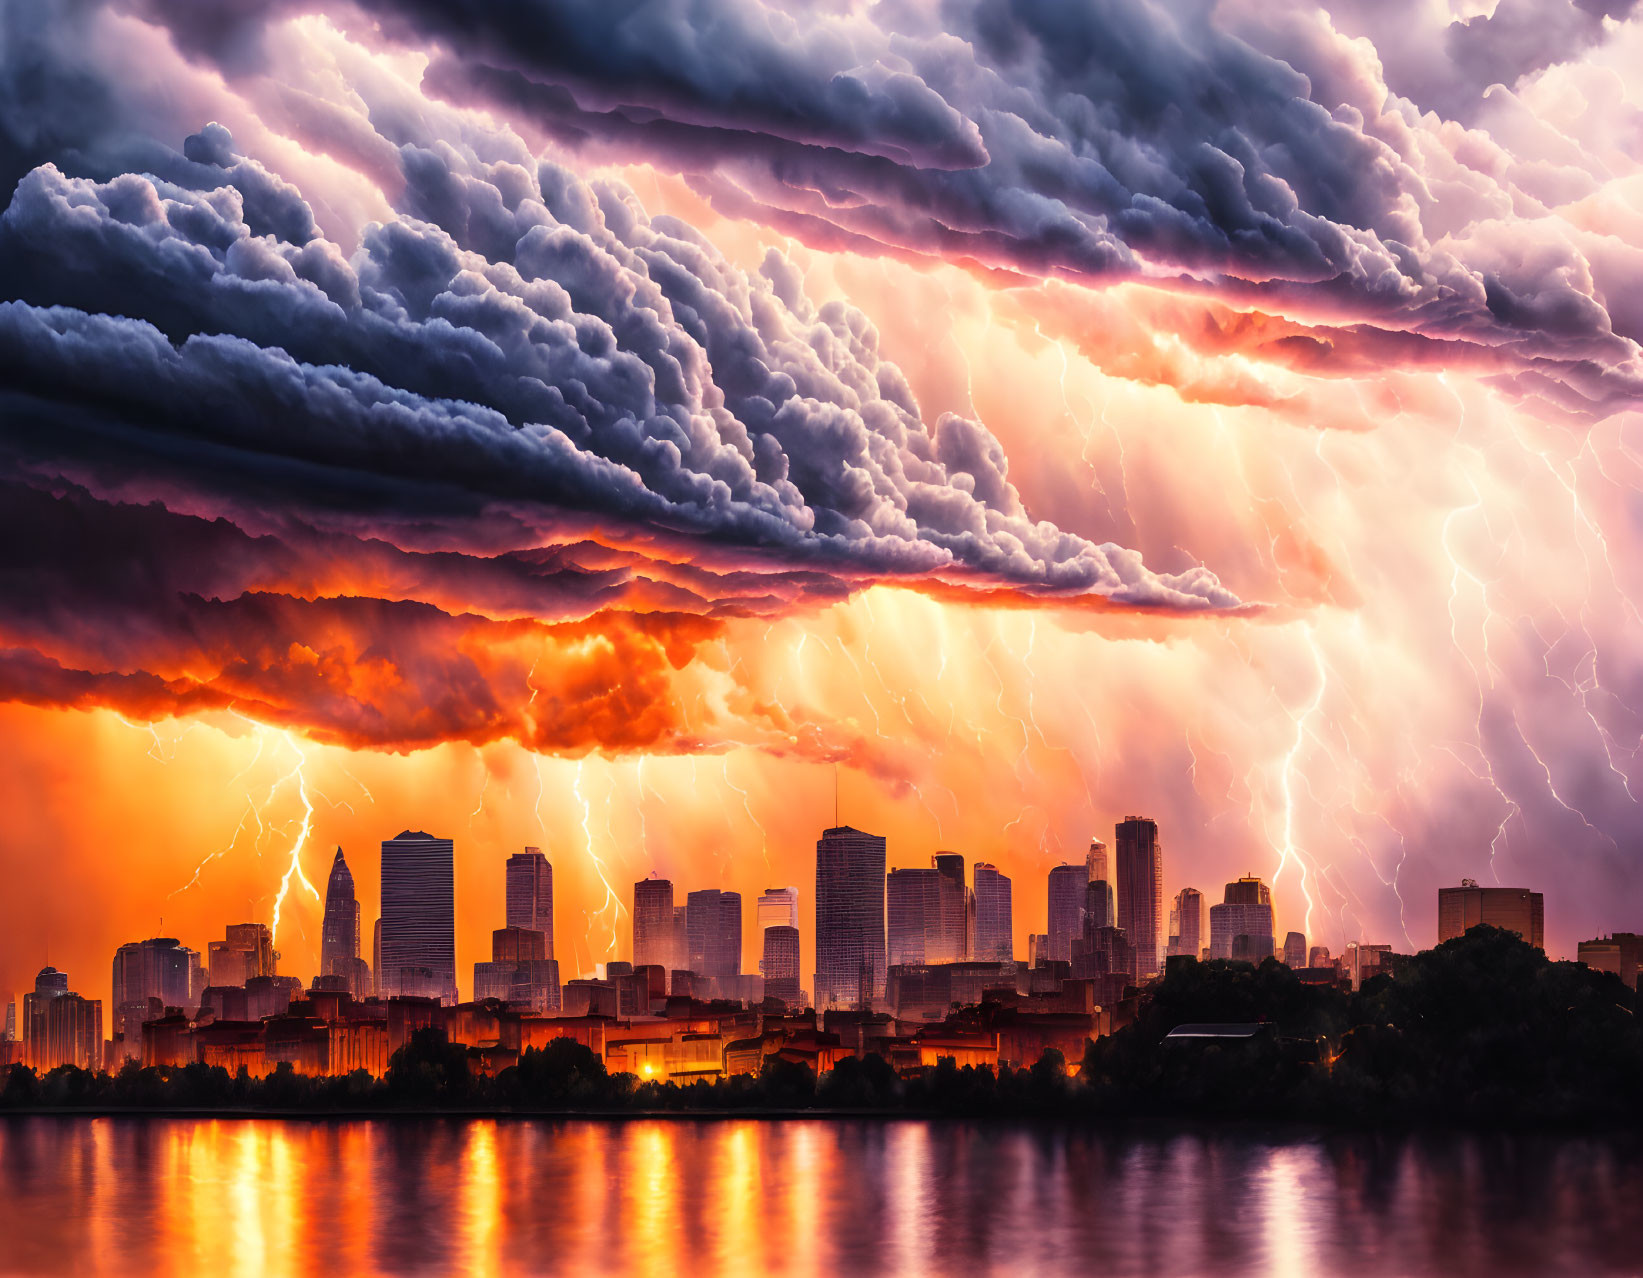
[1, 1116, 1638, 1275]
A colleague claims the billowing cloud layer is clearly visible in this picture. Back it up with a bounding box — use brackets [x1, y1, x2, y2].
[3, 0, 1643, 990]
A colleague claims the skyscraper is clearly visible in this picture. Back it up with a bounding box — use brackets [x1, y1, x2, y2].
[208, 923, 274, 987]
[1116, 816, 1164, 978]
[932, 853, 972, 959]
[1282, 931, 1307, 968]
[757, 887, 800, 931]
[686, 889, 742, 980]
[1047, 863, 1088, 964]
[1209, 881, 1275, 962]
[1223, 876, 1273, 907]
[814, 825, 887, 1010]
[633, 875, 676, 972]
[506, 848, 554, 958]
[1085, 878, 1114, 931]
[2, 999, 13, 1042]
[321, 848, 368, 994]
[380, 830, 457, 1003]
[1437, 881, 1544, 950]
[762, 925, 802, 1006]
[1168, 887, 1204, 957]
[23, 968, 100, 1072]
[888, 862, 967, 966]
[972, 864, 1013, 963]
[1086, 838, 1108, 883]
[111, 937, 200, 1051]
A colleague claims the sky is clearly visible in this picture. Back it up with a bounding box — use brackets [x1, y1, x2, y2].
[3, 0, 1643, 1008]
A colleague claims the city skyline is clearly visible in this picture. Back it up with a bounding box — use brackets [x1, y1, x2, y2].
[1, 800, 1572, 1022]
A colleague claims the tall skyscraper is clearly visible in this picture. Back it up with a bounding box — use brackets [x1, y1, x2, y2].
[762, 925, 802, 1006]
[1223, 876, 1273, 908]
[1086, 838, 1108, 884]
[1168, 887, 1204, 957]
[814, 825, 887, 1010]
[1282, 931, 1307, 968]
[686, 889, 742, 979]
[321, 848, 367, 994]
[1116, 816, 1164, 978]
[23, 968, 100, 1072]
[207, 923, 274, 987]
[1047, 863, 1088, 964]
[380, 830, 457, 1003]
[757, 887, 800, 931]
[633, 875, 676, 972]
[932, 853, 972, 959]
[111, 937, 201, 1051]
[972, 864, 1013, 962]
[1437, 881, 1544, 950]
[1209, 884, 1275, 961]
[888, 862, 967, 966]
[1085, 878, 1114, 931]
[506, 848, 554, 958]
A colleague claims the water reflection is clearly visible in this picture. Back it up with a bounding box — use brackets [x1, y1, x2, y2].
[2, 1118, 1641, 1276]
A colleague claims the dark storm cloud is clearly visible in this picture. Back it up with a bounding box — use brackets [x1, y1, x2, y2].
[0, 134, 1233, 607]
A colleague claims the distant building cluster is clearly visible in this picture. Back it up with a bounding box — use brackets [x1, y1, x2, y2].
[5, 815, 1622, 1084]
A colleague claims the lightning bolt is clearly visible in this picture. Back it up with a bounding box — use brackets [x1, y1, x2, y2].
[269, 731, 321, 947]
[722, 755, 771, 872]
[572, 757, 625, 968]
[1271, 625, 1326, 938]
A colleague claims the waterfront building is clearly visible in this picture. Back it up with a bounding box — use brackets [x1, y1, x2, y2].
[757, 887, 800, 931]
[633, 876, 676, 973]
[111, 937, 202, 1053]
[814, 825, 887, 1010]
[380, 830, 457, 1004]
[208, 923, 274, 987]
[1168, 887, 1204, 957]
[1437, 881, 1544, 950]
[505, 849, 554, 958]
[972, 864, 1013, 963]
[23, 969, 101, 1072]
[1046, 863, 1088, 964]
[761, 925, 802, 1006]
[1116, 817, 1164, 978]
[320, 849, 369, 995]
[686, 889, 742, 980]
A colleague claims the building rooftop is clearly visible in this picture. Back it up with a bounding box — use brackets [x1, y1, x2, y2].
[1164, 1023, 1269, 1039]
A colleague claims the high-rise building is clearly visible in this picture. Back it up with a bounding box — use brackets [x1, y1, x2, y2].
[1085, 879, 1115, 932]
[23, 968, 100, 1072]
[380, 830, 457, 1004]
[506, 849, 554, 958]
[686, 889, 742, 979]
[1086, 838, 1108, 884]
[1223, 876, 1273, 908]
[1027, 934, 1050, 967]
[3, 999, 13, 1042]
[814, 825, 887, 1010]
[932, 854, 973, 959]
[207, 923, 274, 987]
[762, 925, 802, 1006]
[1168, 887, 1204, 957]
[1308, 945, 1332, 968]
[671, 907, 688, 985]
[320, 848, 368, 995]
[112, 937, 201, 1053]
[1282, 931, 1307, 968]
[1116, 817, 1164, 978]
[1437, 881, 1544, 950]
[372, 918, 382, 997]
[888, 862, 967, 966]
[1577, 934, 1643, 988]
[633, 876, 676, 972]
[757, 887, 800, 931]
[1047, 863, 1088, 964]
[1209, 901, 1275, 961]
[972, 864, 1013, 963]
